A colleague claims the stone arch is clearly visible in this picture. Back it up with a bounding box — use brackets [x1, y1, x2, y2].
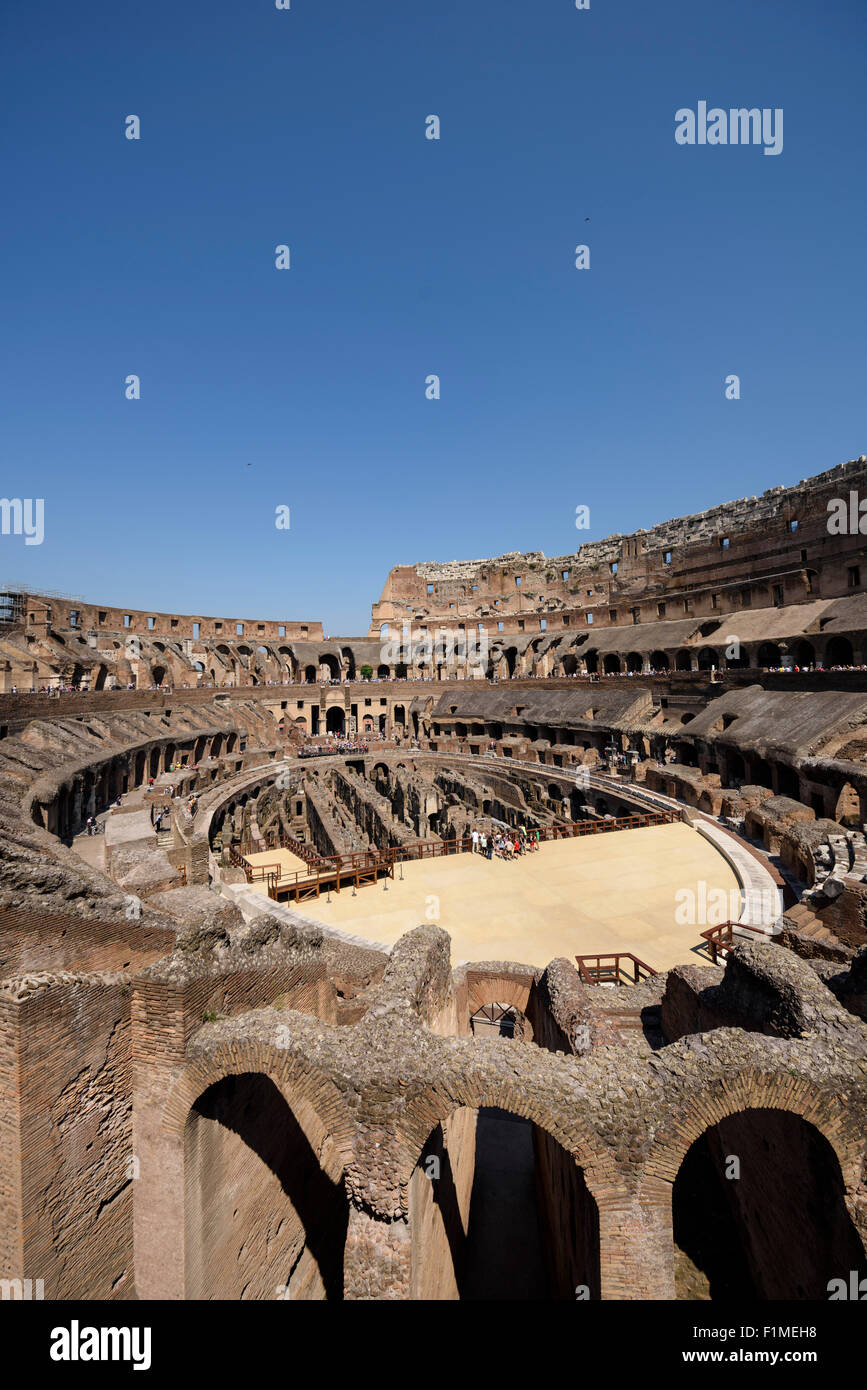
[792, 639, 815, 667]
[697, 647, 717, 670]
[641, 1068, 867, 1299]
[141, 1042, 356, 1301]
[602, 653, 620, 674]
[675, 649, 692, 672]
[325, 706, 345, 735]
[649, 650, 668, 670]
[401, 1084, 611, 1301]
[644, 1065, 864, 1195]
[625, 651, 643, 673]
[825, 634, 854, 667]
[184, 1072, 348, 1299]
[671, 1106, 866, 1299]
[756, 641, 782, 668]
[396, 1080, 614, 1215]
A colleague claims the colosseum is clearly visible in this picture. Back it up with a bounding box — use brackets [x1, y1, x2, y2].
[2, 457, 867, 1303]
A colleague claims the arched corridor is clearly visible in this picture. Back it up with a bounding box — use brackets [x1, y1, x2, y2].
[325, 707, 345, 735]
[409, 1105, 599, 1300]
[184, 1073, 348, 1300]
[672, 1108, 866, 1300]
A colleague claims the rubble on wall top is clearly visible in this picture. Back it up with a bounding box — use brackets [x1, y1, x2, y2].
[405, 456, 867, 579]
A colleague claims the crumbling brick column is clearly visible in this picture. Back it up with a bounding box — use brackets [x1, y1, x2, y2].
[597, 1181, 675, 1300]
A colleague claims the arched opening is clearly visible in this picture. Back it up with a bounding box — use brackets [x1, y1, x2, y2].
[776, 763, 800, 799]
[319, 654, 340, 681]
[725, 750, 745, 784]
[409, 1106, 600, 1300]
[325, 707, 345, 735]
[152, 664, 167, 686]
[561, 655, 578, 676]
[756, 642, 781, 668]
[675, 650, 692, 672]
[724, 645, 750, 670]
[184, 1073, 347, 1300]
[649, 650, 668, 670]
[584, 649, 598, 675]
[697, 648, 717, 670]
[393, 704, 406, 729]
[672, 1108, 866, 1299]
[504, 648, 518, 678]
[625, 651, 643, 673]
[94, 664, 108, 690]
[395, 662, 408, 680]
[377, 665, 390, 679]
[749, 755, 773, 790]
[792, 640, 815, 668]
[602, 653, 620, 675]
[304, 665, 317, 684]
[825, 635, 854, 667]
[341, 648, 356, 680]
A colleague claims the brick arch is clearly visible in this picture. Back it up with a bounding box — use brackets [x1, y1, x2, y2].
[464, 970, 535, 1019]
[160, 1040, 356, 1185]
[393, 1075, 618, 1212]
[642, 1066, 865, 1191]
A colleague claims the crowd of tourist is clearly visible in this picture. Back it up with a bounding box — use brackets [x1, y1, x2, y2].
[299, 739, 371, 758]
[470, 824, 540, 860]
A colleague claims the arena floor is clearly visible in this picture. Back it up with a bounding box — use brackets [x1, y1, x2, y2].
[244, 847, 310, 881]
[288, 822, 740, 970]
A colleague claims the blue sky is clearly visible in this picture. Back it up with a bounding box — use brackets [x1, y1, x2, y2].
[2, 0, 865, 634]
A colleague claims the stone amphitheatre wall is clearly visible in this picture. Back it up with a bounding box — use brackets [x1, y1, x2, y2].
[4, 459, 867, 693]
[0, 909, 175, 1299]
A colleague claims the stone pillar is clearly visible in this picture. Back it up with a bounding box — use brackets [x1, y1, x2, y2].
[343, 1206, 411, 1300]
[132, 979, 189, 1301]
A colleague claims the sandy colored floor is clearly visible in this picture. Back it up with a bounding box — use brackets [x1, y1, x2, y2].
[290, 823, 740, 970]
[245, 846, 310, 882]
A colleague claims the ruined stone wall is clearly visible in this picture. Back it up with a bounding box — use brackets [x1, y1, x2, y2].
[371, 457, 867, 636]
[3, 977, 135, 1298]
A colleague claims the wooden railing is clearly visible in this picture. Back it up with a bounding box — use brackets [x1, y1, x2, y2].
[699, 920, 770, 963]
[226, 809, 679, 901]
[575, 953, 657, 985]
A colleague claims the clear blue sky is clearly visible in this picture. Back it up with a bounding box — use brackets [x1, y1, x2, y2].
[2, 0, 865, 634]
